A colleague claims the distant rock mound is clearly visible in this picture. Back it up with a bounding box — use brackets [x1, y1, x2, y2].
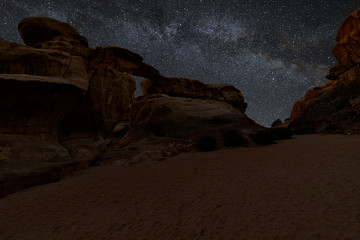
[271, 119, 283, 128]
[287, 9, 360, 134]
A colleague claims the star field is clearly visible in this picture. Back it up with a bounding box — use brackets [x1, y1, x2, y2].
[0, 0, 358, 126]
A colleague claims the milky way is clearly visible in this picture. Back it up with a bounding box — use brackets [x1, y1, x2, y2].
[1, 1, 358, 126]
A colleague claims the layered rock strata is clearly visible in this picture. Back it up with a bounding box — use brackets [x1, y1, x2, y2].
[288, 9, 360, 134]
[1, 17, 259, 196]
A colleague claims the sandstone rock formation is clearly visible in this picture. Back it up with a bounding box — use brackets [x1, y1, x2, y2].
[288, 9, 360, 133]
[327, 10, 360, 81]
[18, 17, 88, 48]
[18, 17, 89, 57]
[1, 17, 260, 196]
[0, 17, 141, 189]
[120, 94, 258, 144]
[141, 77, 247, 112]
[290, 81, 337, 119]
[119, 68, 257, 146]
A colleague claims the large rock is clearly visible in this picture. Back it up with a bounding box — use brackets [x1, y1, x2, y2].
[0, 74, 84, 137]
[141, 77, 247, 112]
[2, 17, 253, 161]
[0, 17, 143, 196]
[18, 17, 88, 48]
[0, 78, 75, 169]
[1, 17, 262, 197]
[115, 94, 261, 147]
[87, 68, 136, 135]
[208, 83, 247, 112]
[288, 9, 360, 133]
[88, 47, 143, 72]
[0, 17, 140, 171]
[327, 9, 360, 80]
[0, 39, 89, 89]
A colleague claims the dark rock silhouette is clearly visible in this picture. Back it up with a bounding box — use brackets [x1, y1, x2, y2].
[271, 119, 283, 128]
[18, 17, 88, 47]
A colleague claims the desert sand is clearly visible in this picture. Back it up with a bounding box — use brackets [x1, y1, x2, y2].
[0, 134, 360, 240]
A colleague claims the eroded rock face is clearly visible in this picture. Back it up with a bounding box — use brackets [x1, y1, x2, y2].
[208, 84, 247, 112]
[288, 9, 360, 133]
[0, 15, 269, 198]
[0, 74, 84, 138]
[0, 39, 89, 89]
[18, 17, 88, 48]
[88, 70, 136, 135]
[2, 17, 254, 164]
[117, 94, 260, 146]
[290, 81, 337, 119]
[1, 17, 260, 197]
[141, 77, 247, 112]
[0, 17, 141, 168]
[0, 15, 263, 199]
[327, 9, 360, 80]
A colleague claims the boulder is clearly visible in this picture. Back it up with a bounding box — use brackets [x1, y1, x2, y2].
[117, 94, 260, 146]
[18, 17, 88, 48]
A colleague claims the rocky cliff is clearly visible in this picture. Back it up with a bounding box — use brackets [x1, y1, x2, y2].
[0, 17, 259, 196]
[0, 17, 141, 166]
[288, 9, 360, 134]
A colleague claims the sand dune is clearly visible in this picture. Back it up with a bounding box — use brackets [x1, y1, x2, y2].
[1, 134, 360, 239]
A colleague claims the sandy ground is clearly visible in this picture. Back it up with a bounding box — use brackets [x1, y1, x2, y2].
[0, 134, 360, 240]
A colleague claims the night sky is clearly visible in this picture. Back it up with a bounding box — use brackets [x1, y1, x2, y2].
[1, 1, 358, 126]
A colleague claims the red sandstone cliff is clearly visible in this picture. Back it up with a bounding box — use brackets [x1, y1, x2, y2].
[288, 9, 360, 134]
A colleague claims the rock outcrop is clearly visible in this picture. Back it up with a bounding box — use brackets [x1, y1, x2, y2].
[288, 9, 360, 133]
[289, 81, 337, 119]
[18, 17, 89, 54]
[141, 77, 247, 112]
[0, 18, 139, 182]
[117, 68, 256, 146]
[110, 67, 261, 149]
[1, 17, 261, 197]
[122, 94, 258, 143]
[327, 10, 360, 81]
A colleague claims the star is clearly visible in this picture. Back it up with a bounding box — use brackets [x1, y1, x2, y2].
[0, 0, 358, 126]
